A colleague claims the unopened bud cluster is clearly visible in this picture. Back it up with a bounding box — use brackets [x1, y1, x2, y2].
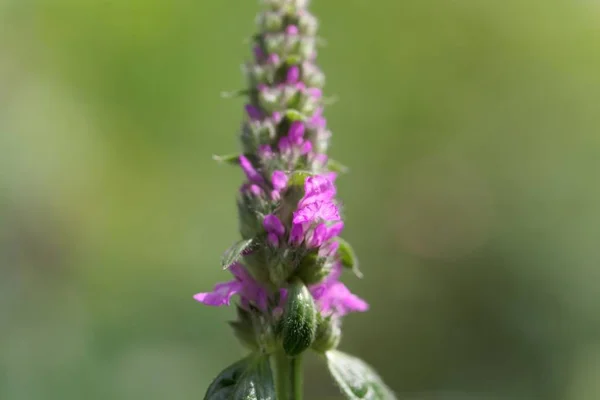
[194, 0, 367, 358]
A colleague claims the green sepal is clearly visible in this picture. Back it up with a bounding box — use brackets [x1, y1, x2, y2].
[204, 355, 275, 400]
[213, 153, 242, 165]
[327, 159, 349, 174]
[229, 306, 258, 351]
[233, 355, 276, 400]
[296, 251, 330, 285]
[325, 350, 397, 400]
[336, 238, 363, 278]
[222, 239, 255, 269]
[221, 89, 251, 99]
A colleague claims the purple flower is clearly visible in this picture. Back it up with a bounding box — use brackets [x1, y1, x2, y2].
[258, 145, 273, 159]
[293, 201, 340, 225]
[271, 170, 288, 190]
[267, 232, 279, 247]
[239, 155, 264, 184]
[319, 240, 339, 258]
[287, 66, 300, 84]
[245, 104, 262, 120]
[196, 0, 371, 357]
[286, 25, 299, 36]
[289, 223, 305, 246]
[305, 221, 343, 249]
[194, 281, 242, 307]
[288, 121, 305, 144]
[306, 88, 322, 99]
[300, 140, 312, 155]
[310, 263, 369, 317]
[306, 222, 327, 248]
[263, 214, 285, 237]
[326, 221, 344, 238]
[268, 53, 280, 65]
[308, 107, 327, 129]
[298, 175, 336, 208]
[194, 263, 267, 310]
[278, 136, 291, 154]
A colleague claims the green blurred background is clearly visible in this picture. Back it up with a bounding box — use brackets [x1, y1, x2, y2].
[2, 0, 600, 399]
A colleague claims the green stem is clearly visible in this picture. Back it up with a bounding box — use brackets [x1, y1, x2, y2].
[271, 349, 290, 400]
[290, 355, 303, 400]
[270, 350, 303, 400]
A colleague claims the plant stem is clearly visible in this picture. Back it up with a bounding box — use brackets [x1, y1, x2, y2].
[290, 355, 303, 400]
[271, 349, 291, 400]
[270, 349, 303, 400]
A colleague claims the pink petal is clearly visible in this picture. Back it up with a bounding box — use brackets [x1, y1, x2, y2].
[325, 221, 344, 241]
[316, 282, 369, 317]
[194, 280, 243, 306]
[299, 175, 336, 207]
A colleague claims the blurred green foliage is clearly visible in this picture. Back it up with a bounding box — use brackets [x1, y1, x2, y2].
[2, 1, 600, 399]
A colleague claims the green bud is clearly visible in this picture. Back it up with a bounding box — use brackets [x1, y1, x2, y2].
[312, 315, 342, 353]
[281, 279, 317, 357]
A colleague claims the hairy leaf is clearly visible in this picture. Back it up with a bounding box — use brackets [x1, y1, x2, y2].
[326, 350, 396, 400]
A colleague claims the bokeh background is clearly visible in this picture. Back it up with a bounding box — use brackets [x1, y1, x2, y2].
[2, 0, 600, 399]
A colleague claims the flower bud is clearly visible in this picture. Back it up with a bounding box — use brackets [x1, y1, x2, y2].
[311, 315, 342, 353]
[281, 279, 317, 356]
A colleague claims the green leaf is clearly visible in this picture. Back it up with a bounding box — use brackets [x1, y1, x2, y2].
[213, 153, 242, 165]
[233, 356, 275, 400]
[222, 239, 254, 269]
[204, 355, 275, 400]
[327, 159, 349, 174]
[285, 109, 306, 121]
[336, 238, 363, 278]
[221, 89, 251, 99]
[326, 350, 397, 400]
[204, 357, 249, 400]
